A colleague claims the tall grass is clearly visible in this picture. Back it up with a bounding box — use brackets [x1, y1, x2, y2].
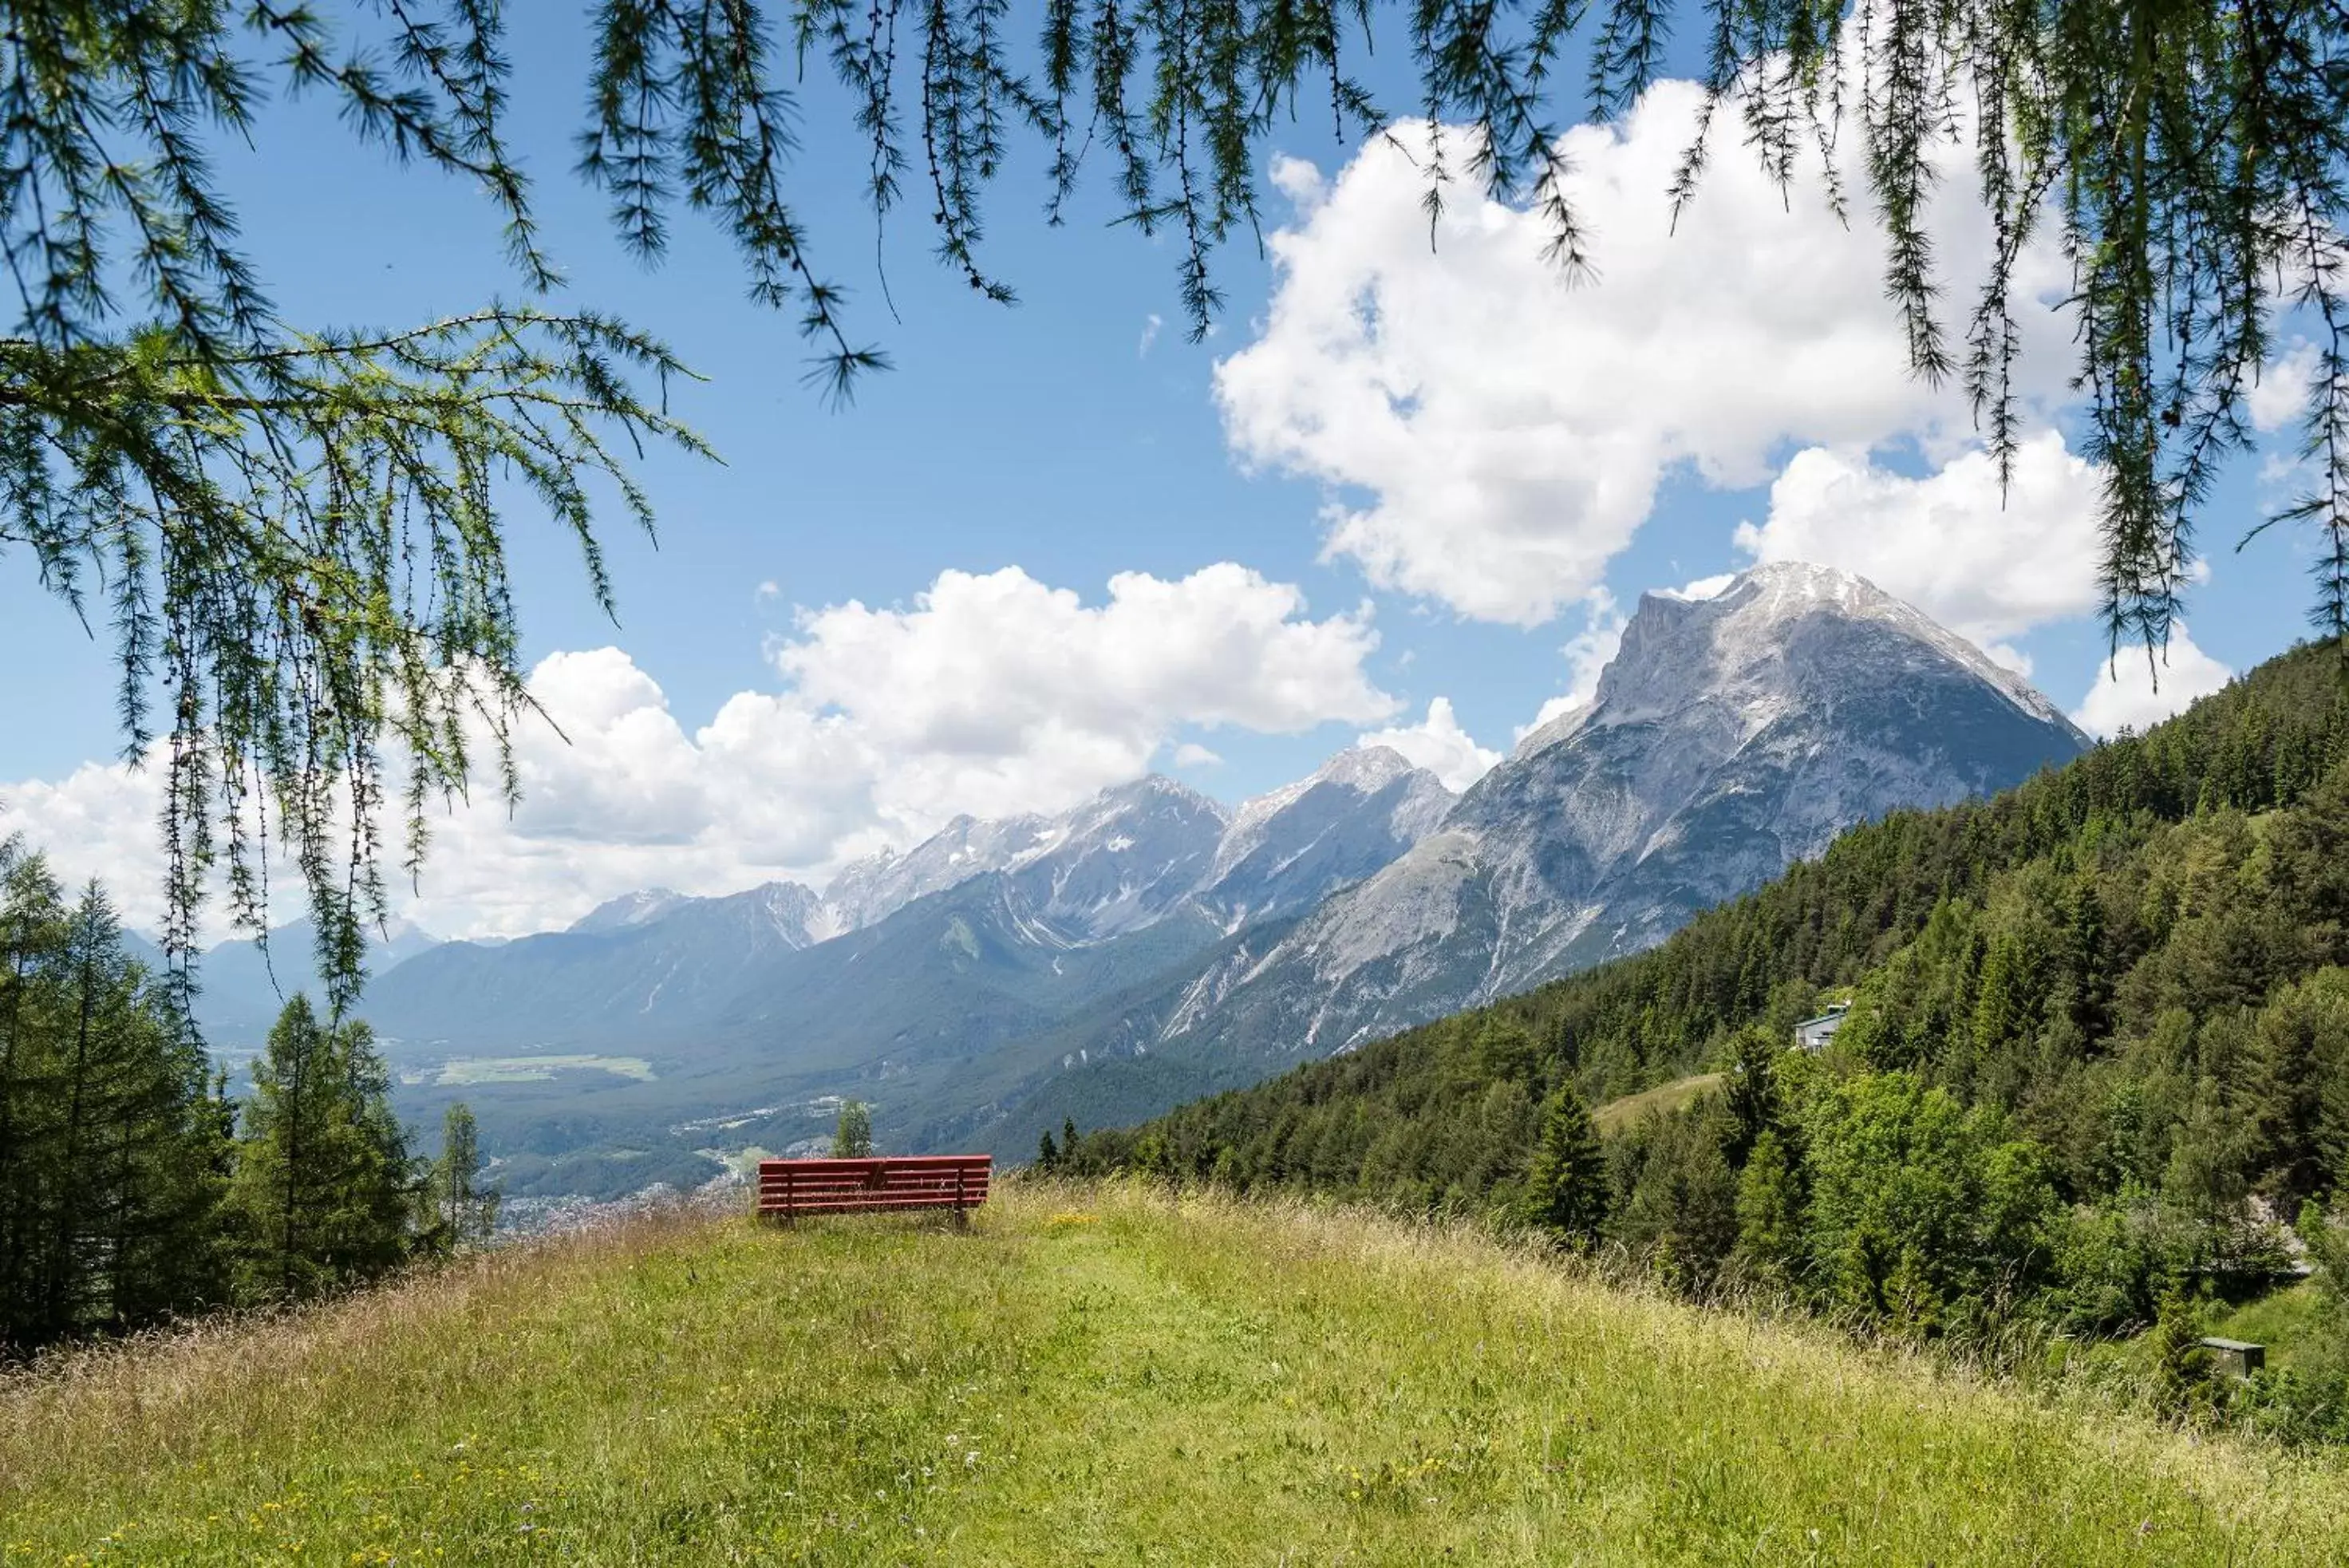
[4, 1181, 2343, 1564]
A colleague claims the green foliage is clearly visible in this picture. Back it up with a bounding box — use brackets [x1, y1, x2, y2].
[0, 838, 478, 1353]
[833, 1099, 874, 1159]
[1099, 640, 2349, 1428]
[0, 839, 230, 1355]
[2245, 1207, 2349, 1442]
[1798, 1073, 2056, 1334]
[2146, 1286, 2213, 1420]
[225, 997, 414, 1303]
[1723, 1025, 1783, 1160]
[1608, 1100, 1739, 1290]
[1522, 1086, 1606, 1244]
[1732, 1129, 1805, 1287]
[425, 1103, 499, 1256]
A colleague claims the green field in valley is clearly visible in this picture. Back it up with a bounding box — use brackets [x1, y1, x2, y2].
[4, 1183, 2345, 1566]
[415, 1055, 658, 1088]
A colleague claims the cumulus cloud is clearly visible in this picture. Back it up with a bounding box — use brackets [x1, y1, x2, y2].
[2, 564, 1398, 938]
[1734, 432, 2106, 664]
[2071, 626, 2235, 738]
[1216, 88, 2077, 626]
[0, 756, 173, 930]
[1515, 590, 1632, 742]
[1357, 697, 1502, 792]
[2249, 341, 2324, 436]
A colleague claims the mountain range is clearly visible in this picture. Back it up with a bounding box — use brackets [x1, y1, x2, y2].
[186, 563, 2092, 1198]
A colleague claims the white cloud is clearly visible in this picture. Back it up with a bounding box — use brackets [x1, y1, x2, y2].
[2249, 341, 2323, 435]
[1357, 697, 1502, 792]
[0, 755, 172, 930]
[1139, 313, 1164, 357]
[1557, 590, 1629, 705]
[1510, 590, 1630, 745]
[1659, 574, 1735, 603]
[755, 579, 781, 603]
[1171, 742, 1222, 767]
[2071, 626, 2234, 738]
[1734, 432, 2106, 657]
[1216, 89, 2076, 626]
[3, 564, 1398, 938]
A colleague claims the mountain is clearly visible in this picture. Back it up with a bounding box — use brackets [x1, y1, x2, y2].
[365, 563, 2086, 1194]
[367, 881, 827, 1053]
[822, 814, 1057, 932]
[569, 888, 693, 933]
[987, 776, 1231, 939]
[987, 564, 2090, 1146]
[1192, 745, 1452, 928]
[189, 915, 444, 1049]
[1066, 642, 2349, 1438]
[360, 756, 1451, 1195]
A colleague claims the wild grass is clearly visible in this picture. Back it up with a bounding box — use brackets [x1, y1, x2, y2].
[4, 1181, 2344, 1564]
[1593, 1072, 1724, 1134]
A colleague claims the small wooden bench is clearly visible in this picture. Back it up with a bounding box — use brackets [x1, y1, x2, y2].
[755, 1155, 992, 1223]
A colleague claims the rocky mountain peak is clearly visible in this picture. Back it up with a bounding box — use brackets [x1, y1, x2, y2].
[1159, 560, 2092, 1063]
[1594, 563, 2075, 737]
[570, 888, 687, 934]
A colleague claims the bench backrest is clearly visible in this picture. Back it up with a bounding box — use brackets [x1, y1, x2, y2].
[756, 1155, 992, 1216]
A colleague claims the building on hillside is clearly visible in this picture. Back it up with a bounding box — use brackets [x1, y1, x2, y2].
[1794, 1002, 1850, 1052]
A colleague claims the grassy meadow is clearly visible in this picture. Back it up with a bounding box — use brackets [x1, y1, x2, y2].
[5, 1183, 2347, 1566]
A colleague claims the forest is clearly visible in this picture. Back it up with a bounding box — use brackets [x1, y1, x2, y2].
[1065, 642, 2349, 1440]
[0, 842, 495, 1358]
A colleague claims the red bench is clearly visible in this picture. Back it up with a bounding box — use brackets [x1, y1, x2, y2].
[755, 1155, 992, 1223]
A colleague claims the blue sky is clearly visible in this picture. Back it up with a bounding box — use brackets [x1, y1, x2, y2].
[0, 5, 2321, 936]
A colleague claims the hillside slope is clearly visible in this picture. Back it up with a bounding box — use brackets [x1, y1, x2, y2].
[1096, 640, 2349, 1182]
[1076, 639, 2349, 1434]
[4, 1186, 2343, 1564]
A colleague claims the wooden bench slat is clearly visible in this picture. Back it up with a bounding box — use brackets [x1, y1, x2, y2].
[756, 1175, 993, 1191]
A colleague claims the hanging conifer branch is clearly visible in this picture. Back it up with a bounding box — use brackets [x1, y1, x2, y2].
[5, 0, 2348, 1011]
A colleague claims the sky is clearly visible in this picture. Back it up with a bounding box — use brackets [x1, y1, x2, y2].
[0, 5, 2322, 940]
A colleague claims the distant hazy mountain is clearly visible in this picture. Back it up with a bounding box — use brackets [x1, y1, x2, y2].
[367, 759, 1453, 1062]
[361, 752, 1455, 1195]
[367, 882, 827, 1053]
[821, 814, 1059, 933]
[189, 915, 442, 1049]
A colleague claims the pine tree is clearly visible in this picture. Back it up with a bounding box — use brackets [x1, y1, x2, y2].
[0, 846, 231, 1352]
[1733, 1130, 1806, 1288]
[833, 1100, 874, 1159]
[1724, 1025, 1784, 1162]
[227, 998, 413, 1302]
[428, 1104, 499, 1254]
[0, 839, 68, 1348]
[1522, 1088, 1608, 1245]
[2147, 1286, 2213, 1419]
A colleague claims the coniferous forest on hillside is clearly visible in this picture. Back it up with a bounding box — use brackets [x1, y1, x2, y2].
[1065, 643, 2349, 1440]
[0, 847, 496, 1357]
